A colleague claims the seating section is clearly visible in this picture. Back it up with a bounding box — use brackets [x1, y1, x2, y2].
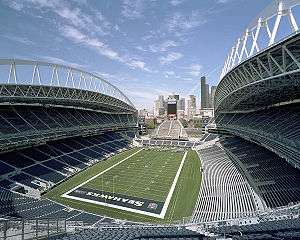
[215, 103, 300, 167]
[156, 120, 184, 139]
[0, 129, 135, 225]
[0, 131, 132, 191]
[135, 139, 199, 148]
[192, 144, 257, 223]
[219, 136, 300, 208]
[0, 105, 136, 151]
[0, 187, 103, 224]
[185, 128, 202, 138]
[156, 120, 171, 138]
[169, 120, 181, 138]
[207, 216, 300, 239]
[51, 226, 203, 240]
[200, 133, 219, 142]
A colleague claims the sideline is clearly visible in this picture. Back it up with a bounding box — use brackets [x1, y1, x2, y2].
[160, 151, 187, 218]
[62, 149, 143, 196]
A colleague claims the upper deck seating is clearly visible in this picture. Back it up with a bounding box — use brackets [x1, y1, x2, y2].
[0, 105, 136, 151]
[219, 136, 300, 208]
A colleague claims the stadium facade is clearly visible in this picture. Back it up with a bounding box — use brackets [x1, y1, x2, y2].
[199, 0, 300, 238]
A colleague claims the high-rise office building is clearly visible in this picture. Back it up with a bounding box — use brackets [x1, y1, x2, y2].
[168, 94, 179, 101]
[177, 98, 185, 119]
[154, 94, 187, 118]
[201, 76, 208, 109]
[154, 95, 166, 116]
[187, 95, 196, 120]
[210, 86, 217, 108]
[154, 100, 160, 116]
[177, 98, 185, 111]
[205, 84, 210, 108]
[158, 95, 164, 105]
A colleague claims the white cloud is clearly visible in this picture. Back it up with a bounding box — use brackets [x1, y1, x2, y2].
[3, 35, 34, 45]
[188, 64, 202, 77]
[121, 0, 145, 20]
[56, 7, 86, 28]
[7, 0, 150, 72]
[40, 56, 86, 69]
[165, 11, 206, 34]
[165, 71, 175, 75]
[126, 89, 155, 101]
[141, 35, 153, 41]
[60, 25, 114, 57]
[164, 71, 175, 78]
[8, 0, 111, 36]
[125, 87, 172, 108]
[217, 0, 229, 3]
[182, 77, 193, 81]
[129, 60, 144, 69]
[159, 52, 183, 65]
[135, 46, 148, 52]
[61, 25, 150, 71]
[170, 0, 185, 6]
[60, 25, 119, 61]
[149, 40, 178, 53]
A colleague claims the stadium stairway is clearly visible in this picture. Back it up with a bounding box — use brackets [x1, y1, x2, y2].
[0, 131, 133, 193]
[192, 143, 260, 223]
[155, 120, 184, 140]
[219, 136, 300, 209]
[205, 215, 300, 239]
[0, 130, 136, 227]
[0, 186, 110, 225]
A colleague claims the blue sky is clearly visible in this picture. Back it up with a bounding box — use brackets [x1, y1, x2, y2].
[0, 0, 272, 109]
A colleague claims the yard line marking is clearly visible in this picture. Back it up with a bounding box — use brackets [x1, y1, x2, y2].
[123, 148, 168, 195]
[62, 149, 143, 196]
[160, 151, 188, 218]
[62, 149, 188, 219]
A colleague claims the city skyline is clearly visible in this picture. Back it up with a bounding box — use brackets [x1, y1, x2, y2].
[0, 0, 272, 109]
[152, 76, 216, 116]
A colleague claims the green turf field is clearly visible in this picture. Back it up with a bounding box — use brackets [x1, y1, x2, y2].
[83, 149, 183, 201]
[45, 148, 202, 223]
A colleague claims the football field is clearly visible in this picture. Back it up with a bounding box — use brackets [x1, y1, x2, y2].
[45, 148, 201, 223]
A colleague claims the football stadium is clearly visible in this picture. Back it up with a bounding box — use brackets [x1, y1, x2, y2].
[1, 0, 300, 239]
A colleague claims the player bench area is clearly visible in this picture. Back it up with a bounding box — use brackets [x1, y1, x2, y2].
[62, 148, 188, 219]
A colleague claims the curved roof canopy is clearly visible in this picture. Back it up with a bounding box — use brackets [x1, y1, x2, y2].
[0, 59, 135, 113]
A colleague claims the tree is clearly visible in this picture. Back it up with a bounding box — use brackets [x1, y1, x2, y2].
[193, 119, 202, 128]
[180, 119, 188, 128]
[146, 121, 156, 129]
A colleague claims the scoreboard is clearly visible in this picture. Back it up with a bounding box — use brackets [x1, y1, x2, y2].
[167, 101, 177, 115]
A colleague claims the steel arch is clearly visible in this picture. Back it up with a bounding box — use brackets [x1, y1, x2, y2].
[0, 58, 135, 108]
[220, 0, 300, 79]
